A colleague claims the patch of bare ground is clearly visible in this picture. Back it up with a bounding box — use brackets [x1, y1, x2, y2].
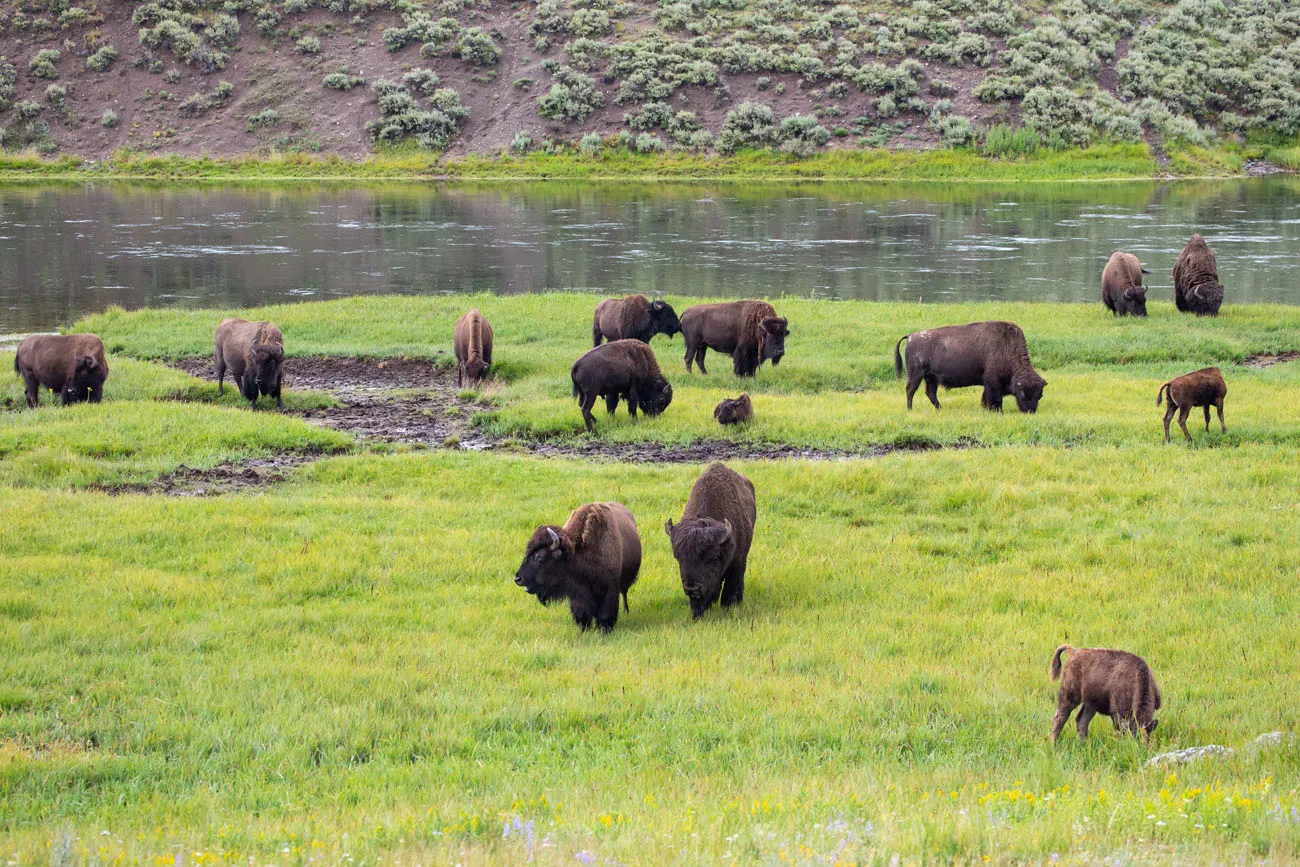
[1242, 351, 1300, 368]
[98, 456, 316, 496]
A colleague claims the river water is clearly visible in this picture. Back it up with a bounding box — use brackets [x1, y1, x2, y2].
[2, 179, 1298, 332]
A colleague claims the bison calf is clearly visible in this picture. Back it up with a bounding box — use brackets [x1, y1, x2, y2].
[215, 317, 285, 409]
[894, 320, 1047, 413]
[592, 294, 681, 346]
[1051, 645, 1162, 744]
[514, 501, 642, 632]
[680, 300, 789, 377]
[1157, 367, 1226, 443]
[13, 333, 109, 408]
[1172, 234, 1224, 316]
[713, 393, 753, 425]
[454, 309, 494, 387]
[665, 462, 757, 618]
[570, 339, 673, 433]
[1102, 251, 1149, 317]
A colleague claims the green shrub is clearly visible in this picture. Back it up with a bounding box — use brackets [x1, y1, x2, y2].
[537, 62, 604, 121]
[513, 77, 533, 90]
[0, 58, 16, 113]
[29, 48, 61, 79]
[324, 72, 365, 90]
[43, 83, 67, 109]
[296, 35, 321, 53]
[101, 108, 118, 127]
[634, 132, 665, 152]
[719, 101, 778, 152]
[86, 45, 118, 72]
[366, 80, 469, 150]
[510, 130, 532, 153]
[246, 108, 280, 131]
[756, 76, 771, 91]
[570, 8, 610, 36]
[457, 27, 500, 66]
[981, 123, 1042, 157]
[15, 99, 42, 119]
[624, 101, 672, 130]
[402, 68, 439, 95]
[579, 132, 601, 156]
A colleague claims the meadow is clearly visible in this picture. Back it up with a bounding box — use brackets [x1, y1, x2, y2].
[3, 294, 1300, 864]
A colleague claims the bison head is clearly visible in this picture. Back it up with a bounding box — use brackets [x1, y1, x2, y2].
[461, 358, 490, 386]
[758, 317, 789, 366]
[665, 517, 735, 618]
[62, 355, 102, 405]
[1011, 373, 1046, 414]
[637, 377, 673, 417]
[649, 300, 682, 339]
[1122, 287, 1148, 317]
[250, 343, 284, 394]
[514, 525, 573, 605]
[713, 394, 751, 425]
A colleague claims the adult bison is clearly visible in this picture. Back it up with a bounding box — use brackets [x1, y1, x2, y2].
[1101, 251, 1149, 317]
[665, 462, 757, 618]
[570, 339, 673, 432]
[454, 309, 494, 387]
[680, 300, 789, 377]
[1051, 645, 1162, 744]
[592, 294, 681, 346]
[215, 317, 285, 409]
[1172, 234, 1224, 316]
[13, 333, 109, 408]
[894, 321, 1047, 413]
[514, 501, 642, 632]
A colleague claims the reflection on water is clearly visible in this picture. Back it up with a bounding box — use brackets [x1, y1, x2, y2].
[2, 179, 1299, 331]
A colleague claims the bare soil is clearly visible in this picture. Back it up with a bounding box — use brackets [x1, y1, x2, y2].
[1242, 351, 1300, 368]
[98, 455, 315, 496]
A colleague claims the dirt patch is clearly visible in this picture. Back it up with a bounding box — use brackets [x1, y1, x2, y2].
[518, 439, 950, 463]
[98, 456, 316, 496]
[1242, 351, 1300, 368]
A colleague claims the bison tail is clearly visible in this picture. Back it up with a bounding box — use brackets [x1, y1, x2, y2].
[1051, 644, 1074, 681]
[622, 590, 629, 614]
[894, 335, 908, 379]
[572, 375, 581, 401]
[1155, 382, 1170, 407]
[12, 354, 18, 376]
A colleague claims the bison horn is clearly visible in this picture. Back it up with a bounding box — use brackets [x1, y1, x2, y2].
[720, 519, 732, 544]
[546, 527, 561, 550]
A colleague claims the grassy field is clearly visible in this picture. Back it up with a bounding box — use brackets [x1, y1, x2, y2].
[4, 296, 1300, 864]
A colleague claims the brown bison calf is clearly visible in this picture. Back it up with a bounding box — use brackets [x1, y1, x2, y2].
[1172, 234, 1224, 316]
[713, 393, 753, 425]
[680, 300, 790, 377]
[592, 294, 681, 346]
[1051, 645, 1162, 744]
[570, 339, 673, 433]
[894, 321, 1047, 413]
[1101, 251, 1149, 317]
[13, 333, 109, 408]
[454, 309, 494, 387]
[1157, 367, 1226, 443]
[514, 501, 642, 632]
[665, 462, 757, 618]
[215, 318, 285, 409]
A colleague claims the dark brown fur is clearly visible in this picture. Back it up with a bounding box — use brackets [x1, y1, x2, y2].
[592, 294, 681, 346]
[713, 393, 753, 426]
[894, 321, 1047, 413]
[215, 318, 285, 409]
[570, 339, 673, 432]
[13, 333, 109, 408]
[454, 309, 494, 387]
[1172, 234, 1224, 316]
[1101, 251, 1148, 317]
[680, 300, 790, 377]
[665, 462, 757, 618]
[1156, 367, 1226, 443]
[513, 501, 642, 632]
[1051, 645, 1162, 744]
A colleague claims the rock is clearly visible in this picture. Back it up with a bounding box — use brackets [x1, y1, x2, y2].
[1246, 732, 1295, 752]
[1145, 745, 1234, 767]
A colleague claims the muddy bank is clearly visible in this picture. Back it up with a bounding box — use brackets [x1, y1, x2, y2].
[1242, 351, 1300, 368]
[516, 439, 949, 463]
[99, 456, 316, 496]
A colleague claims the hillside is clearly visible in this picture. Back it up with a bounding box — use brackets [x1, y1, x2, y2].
[0, 0, 1297, 162]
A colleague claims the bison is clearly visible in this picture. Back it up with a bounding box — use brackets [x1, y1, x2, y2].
[1156, 367, 1226, 443]
[592, 294, 681, 346]
[665, 462, 757, 618]
[1102, 251, 1149, 317]
[215, 317, 285, 409]
[454, 309, 494, 387]
[13, 333, 109, 408]
[514, 501, 642, 632]
[570, 339, 673, 433]
[680, 300, 790, 377]
[894, 321, 1047, 413]
[713, 393, 753, 426]
[1051, 645, 1162, 744]
[1172, 234, 1224, 316]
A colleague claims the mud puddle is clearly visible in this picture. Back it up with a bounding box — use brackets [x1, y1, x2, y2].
[99, 456, 316, 496]
[1242, 351, 1300, 368]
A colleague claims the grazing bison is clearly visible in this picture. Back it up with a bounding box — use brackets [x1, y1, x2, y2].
[1051, 645, 1162, 744]
[713, 393, 753, 426]
[514, 501, 642, 632]
[570, 339, 673, 433]
[215, 317, 285, 409]
[1156, 367, 1226, 443]
[1172, 234, 1224, 316]
[454, 309, 494, 387]
[665, 462, 757, 618]
[894, 321, 1047, 413]
[13, 333, 109, 408]
[680, 300, 790, 377]
[592, 294, 682, 346]
[1102, 251, 1149, 317]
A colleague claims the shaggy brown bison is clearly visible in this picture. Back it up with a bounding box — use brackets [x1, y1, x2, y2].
[514, 501, 642, 632]
[215, 317, 285, 409]
[592, 294, 681, 346]
[13, 333, 108, 408]
[1157, 367, 1226, 443]
[680, 300, 789, 377]
[454, 309, 494, 387]
[713, 393, 753, 426]
[894, 321, 1047, 413]
[665, 462, 757, 618]
[570, 339, 673, 433]
[1172, 234, 1224, 316]
[1102, 251, 1149, 317]
[1051, 645, 1162, 744]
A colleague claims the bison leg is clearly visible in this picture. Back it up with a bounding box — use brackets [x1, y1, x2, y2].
[1177, 406, 1192, 442]
[592, 321, 603, 348]
[274, 383, 283, 411]
[904, 372, 922, 409]
[1076, 704, 1097, 740]
[720, 559, 745, 608]
[924, 376, 941, 410]
[594, 585, 621, 632]
[1051, 700, 1076, 744]
[1203, 404, 1211, 432]
[22, 374, 39, 409]
[580, 393, 598, 433]
[605, 392, 620, 416]
[697, 346, 709, 375]
[1162, 402, 1176, 443]
[1216, 401, 1226, 434]
[215, 358, 226, 396]
[89, 385, 103, 404]
[981, 379, 1004, 412]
